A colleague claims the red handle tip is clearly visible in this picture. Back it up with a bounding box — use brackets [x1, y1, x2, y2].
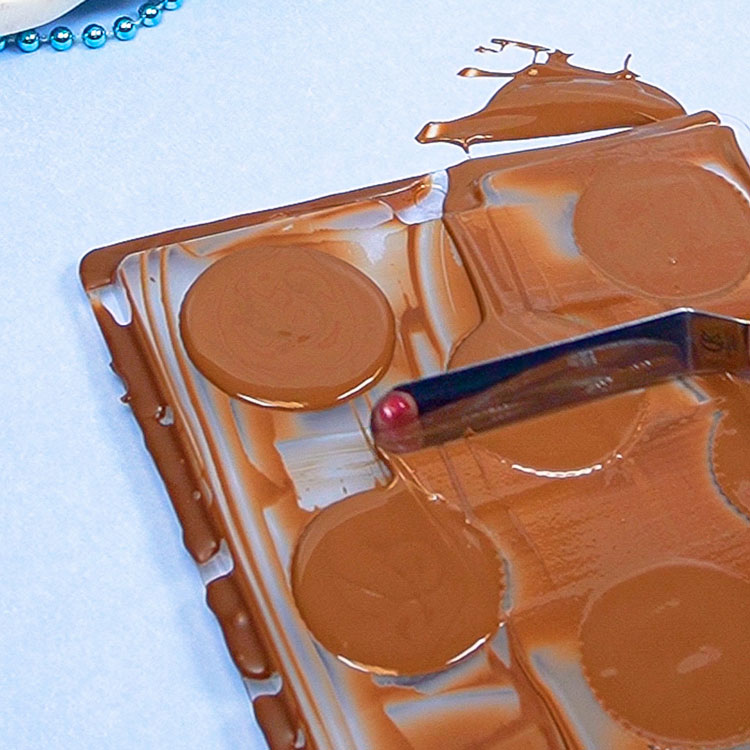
[372, 390, 419, 433]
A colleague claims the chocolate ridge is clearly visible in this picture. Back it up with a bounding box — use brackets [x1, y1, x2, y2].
[80, 174, 426, 292]
[89, 303, 309, 749]
[92, 303, 219, 563]
[79, 113, 721, 294]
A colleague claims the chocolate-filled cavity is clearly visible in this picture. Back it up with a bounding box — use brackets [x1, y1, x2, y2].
[580, 562, 750, 746]
[180, 245, 396, 410]
[470, 390, 647, 472]
[291, 480, 503, 676]
[713, 413, 750, 517]
[574, 159, 750, 299]
[710, 378, 750, 519]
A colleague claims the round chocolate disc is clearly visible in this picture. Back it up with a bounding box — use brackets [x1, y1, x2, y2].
[580, 562, 750, 746]
[574, 159, 750, 299]
[180, 245, 396, 409]
[292, 481, 503, 675]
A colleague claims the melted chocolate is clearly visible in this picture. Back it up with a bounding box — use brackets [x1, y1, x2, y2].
[80, 51, 750, 750]
[92, 304, 220, 563]
[580, 562, 750, 745]
[574, 159, 750, 299]
[417, 48, 685, 150]
[180, 245, 395, 410]
[708, 376, 750, 520]
[469, 390, 647, 472]
[206, 574, 270, 678]
[291, 479, 503, 675]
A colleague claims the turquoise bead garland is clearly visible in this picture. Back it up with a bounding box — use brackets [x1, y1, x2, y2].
[113, 17, 138, 41]
[17, 29, 40, 52]
[138, 4, 162, 28]
[82, 24, 107, 48]
[50, 26, 74, 50]
[2, 0, 183, 53]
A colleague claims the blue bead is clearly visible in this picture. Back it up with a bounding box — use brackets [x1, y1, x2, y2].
[164, 0, 183, 9]
[139, 3, 162, 26]
[17, 29, 40, 53]
[50, 26, 74, 51]
[82, 23, 107, 48]
[0, 36, 7, 52]
[113, 16, 138, 41]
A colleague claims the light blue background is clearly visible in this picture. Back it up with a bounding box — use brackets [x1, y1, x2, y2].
[2, 2, 750, 748]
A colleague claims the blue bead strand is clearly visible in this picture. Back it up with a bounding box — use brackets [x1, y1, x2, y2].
[17, 29, 40, 52]
[113, 17, 138, 41]
[50, 26, 74, 51]
[138, 4, 162, 27]
[82, 23, 107, 49]
[1, 0, 180, 54]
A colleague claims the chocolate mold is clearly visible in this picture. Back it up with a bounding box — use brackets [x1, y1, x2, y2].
[81, 49, 750, 748]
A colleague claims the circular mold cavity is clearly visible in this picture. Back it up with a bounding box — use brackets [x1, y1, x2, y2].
[470, 390, 647, 473]
[180, 245, 395, 410]
[711, 409, 750, 519]
[574, 159, 750, 300]
[291, 480, 504, 675]
[449, 312, 649, 473]
[580, 561, 750, 746]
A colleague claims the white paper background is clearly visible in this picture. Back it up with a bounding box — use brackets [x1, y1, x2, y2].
[2, 2, 750, 748]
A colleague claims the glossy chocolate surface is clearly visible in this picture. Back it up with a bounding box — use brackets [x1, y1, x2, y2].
[417, 45, 685, 150]
[180, 244, 395, 409]
[81, 50, 750, 750]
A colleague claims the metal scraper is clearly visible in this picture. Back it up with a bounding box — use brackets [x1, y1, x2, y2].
[371, 308, 750, 453]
